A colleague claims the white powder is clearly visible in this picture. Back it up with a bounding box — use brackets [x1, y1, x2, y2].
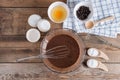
[37, 19, 51, 32]
[87, 59, 98, 68]
[28, 14, 41, 27]
[26, 28, 40, 42]
[87, 48, 99, 57]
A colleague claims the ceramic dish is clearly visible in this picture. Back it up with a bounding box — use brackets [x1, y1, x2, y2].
[74, 2, 93, 22]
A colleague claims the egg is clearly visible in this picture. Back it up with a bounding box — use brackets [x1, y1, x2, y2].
[48, 1, 69, 23]
[37, 19, 51, 32]
[28, 14, 41, 27]
[26, 28, 41, 43]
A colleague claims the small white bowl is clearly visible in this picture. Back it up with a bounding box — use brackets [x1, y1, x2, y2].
[48, 1, 69, 23]
[28, 14, 41, 27]
[74, 2, 93, 22]
[37, 19, 51, 32]
[26, 28, 41, 43]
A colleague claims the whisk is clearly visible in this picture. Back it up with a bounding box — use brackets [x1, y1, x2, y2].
[16, 45, 69, 62]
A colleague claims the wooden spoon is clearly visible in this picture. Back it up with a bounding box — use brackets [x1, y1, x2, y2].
[87, 48, 109, 60]
[85, 16, 114, 29]
[87, 59, 108, 72]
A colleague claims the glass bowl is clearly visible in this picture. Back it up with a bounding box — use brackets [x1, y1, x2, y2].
[40, 28, 86, 73]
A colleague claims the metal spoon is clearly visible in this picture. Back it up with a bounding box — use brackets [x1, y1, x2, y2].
[85, 16, 114, 29]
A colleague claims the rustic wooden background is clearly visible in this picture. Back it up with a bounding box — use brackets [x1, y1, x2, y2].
[0, 0, 120, 80]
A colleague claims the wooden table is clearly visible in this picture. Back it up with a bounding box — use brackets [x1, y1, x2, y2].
[0, 0, 120, 80]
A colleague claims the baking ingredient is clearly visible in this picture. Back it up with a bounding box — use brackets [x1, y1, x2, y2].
[87, 48, 109, 60]
[37, 19, 51, 32]
[87, 59, 108, 71]
[47, 35, 80, 68]
[26, 28, 40, 42]
[85, 16, 114, 29]
[28, 14, 41, 27]
[87, 59, 98, 68]
[87, 48, 99, 57]
[51, 6, 67, 23]
[76, 6, 91, 20]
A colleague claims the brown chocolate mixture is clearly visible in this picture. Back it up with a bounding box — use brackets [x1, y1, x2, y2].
[46, 35, 80, 68]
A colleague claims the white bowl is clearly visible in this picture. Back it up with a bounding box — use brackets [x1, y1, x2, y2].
[26, 28, 41, 43]
[28, 14, 41, 27]
[74, 2, 93, 22]
[48, 1, 69, 23]
[37, 19, 51, 32]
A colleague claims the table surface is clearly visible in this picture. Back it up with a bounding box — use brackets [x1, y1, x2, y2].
[0, 0, 120, 80]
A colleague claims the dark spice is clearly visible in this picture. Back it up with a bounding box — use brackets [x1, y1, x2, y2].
[76, 6, 91, 20]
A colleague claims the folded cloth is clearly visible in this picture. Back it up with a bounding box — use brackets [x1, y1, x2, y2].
[63, 0, 120, 38]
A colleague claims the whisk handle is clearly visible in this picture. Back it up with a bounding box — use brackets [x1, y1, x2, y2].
[16, 56, 39, 62]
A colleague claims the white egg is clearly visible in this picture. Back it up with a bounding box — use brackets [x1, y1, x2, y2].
[87, 59, 98, 68]
[28, 14, 41, 27]
[37, 19, 51, 32]
[87, 48, 99, 57]
[26, 28, 40, 43]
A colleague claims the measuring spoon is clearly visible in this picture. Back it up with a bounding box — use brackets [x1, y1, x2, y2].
[85, 16, 114, 29]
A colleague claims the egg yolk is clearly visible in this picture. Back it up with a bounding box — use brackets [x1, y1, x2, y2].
[51, 6, 67, 23]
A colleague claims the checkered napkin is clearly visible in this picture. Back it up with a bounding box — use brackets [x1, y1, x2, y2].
[63, 0, 120, 38]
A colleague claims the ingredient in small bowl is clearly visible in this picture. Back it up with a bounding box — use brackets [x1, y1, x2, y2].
[37, 19, 51, 32]
[26, 28, 41, 43]
[28, 14, 41, 27]
[48, 1, 69, 23]
[76, 6, 91, 20]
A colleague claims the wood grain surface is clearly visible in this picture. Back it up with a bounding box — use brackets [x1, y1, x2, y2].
[0, 0, 120, 80]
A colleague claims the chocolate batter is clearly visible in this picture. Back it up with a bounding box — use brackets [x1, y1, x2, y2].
[46, 35, 80, 68]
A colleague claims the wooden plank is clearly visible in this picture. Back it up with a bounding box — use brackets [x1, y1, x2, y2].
[80, 34, 120, 49]
[0, 47, 120, 63]
[0, 35, 120, 62]
[65, 64, 120, 79]
[0, 0, 66, 8]
[0, 41, 40, 48]
[0, 34, 120, 48]
[0, 48, 41, 62]
[0, 8, 61, 35]
[0, 63, 119, 80]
